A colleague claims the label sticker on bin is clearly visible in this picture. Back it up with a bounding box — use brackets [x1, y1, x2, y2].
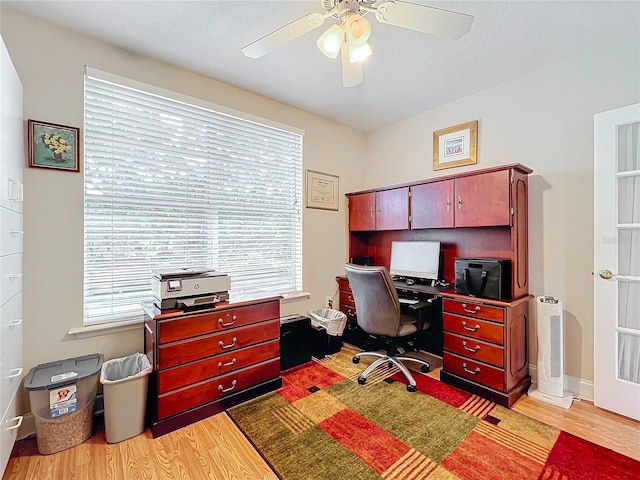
[51, 371, 78, 383]
[49, 385, 78, 417]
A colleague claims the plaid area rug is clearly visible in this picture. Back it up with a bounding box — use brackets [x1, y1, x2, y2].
[228, 349, 639, 480]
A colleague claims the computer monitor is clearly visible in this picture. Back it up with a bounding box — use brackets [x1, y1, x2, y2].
[389, 240, 441, 282]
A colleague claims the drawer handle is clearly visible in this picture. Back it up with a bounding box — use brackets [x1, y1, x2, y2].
[461, 321, 480, 332]
[462, 341, 480, 353]
[218, 358, 237, 368]
[461, 304, 480, 314]
[219, 337, 237, 349]
[8, 274, 22, 279]
[347, 309, 356, 317]
[218, 315, 237, 327]
[8, 179, 23, 202]
[462, 363, 480, 375]
[8, 319, 23, 328]
[218, 380, 237, 393]
[348, 295, 353, 302]
[8, 367, 23, 379]
[10, 230, 23, 235]
[5, 416, 23, 432]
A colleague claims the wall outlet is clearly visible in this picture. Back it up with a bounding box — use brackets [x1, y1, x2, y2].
[325, 296, 333, 308]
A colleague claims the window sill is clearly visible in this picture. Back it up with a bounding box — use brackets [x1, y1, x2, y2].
[68, 319, 143, 339]
[281, 291, 311, 303]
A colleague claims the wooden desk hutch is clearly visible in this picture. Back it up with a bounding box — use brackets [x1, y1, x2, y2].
[338, 163, 533, 407]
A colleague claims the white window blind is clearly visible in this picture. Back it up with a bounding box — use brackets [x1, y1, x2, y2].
[83, 72, 303, 326]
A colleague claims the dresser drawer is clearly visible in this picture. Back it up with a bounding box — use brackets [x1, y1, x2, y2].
[443, 298, 505, 323]
[0, 253, 21, 307]
[0, 292, 21, 364]
[158, 319, 279, 369]
[443, 313, 504, 345]
[0, 391, 21, 475]
[339, 290, 356, 309]
[0, 307, 22, 417]
[158, 358, 280, 419]
[336, 277, 351, 292]
[443, 332, 504, 368]
[0, 207, 22, 256]
[443, 352, 504, 391]
[158, 339, 279, 394]
[340, 306, 357, 322]
[158, 301, 280, 344]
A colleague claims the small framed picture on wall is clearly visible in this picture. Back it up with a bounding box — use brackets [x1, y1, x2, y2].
[433, 120, 478, 171]
[28, 119, 80, 172]
[306, 169, 339, 211]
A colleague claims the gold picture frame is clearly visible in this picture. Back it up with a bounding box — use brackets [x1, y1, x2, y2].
[433, 120, 478, 171]
[306, 169, 339, 211]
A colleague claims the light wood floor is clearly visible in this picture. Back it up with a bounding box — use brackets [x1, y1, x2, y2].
[4, 365, 639, 479]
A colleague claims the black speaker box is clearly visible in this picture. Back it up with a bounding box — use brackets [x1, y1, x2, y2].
[350, 256, 373, 266]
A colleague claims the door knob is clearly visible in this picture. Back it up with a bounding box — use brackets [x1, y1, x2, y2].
[598, 269, 618, 280]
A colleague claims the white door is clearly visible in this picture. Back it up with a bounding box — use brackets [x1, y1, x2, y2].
[594, 103, 640, 421]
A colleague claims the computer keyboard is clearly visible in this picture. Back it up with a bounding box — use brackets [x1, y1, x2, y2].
[398, 298, 419, 305]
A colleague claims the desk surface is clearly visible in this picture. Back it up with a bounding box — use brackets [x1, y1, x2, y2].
[393, 280, 452, 296]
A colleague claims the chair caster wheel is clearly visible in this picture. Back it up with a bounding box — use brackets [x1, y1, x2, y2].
[357, 376, 367, 385]
[352, 356, 360, 364]
[420, 365, 430, 373]
[406, 384, 417, 392]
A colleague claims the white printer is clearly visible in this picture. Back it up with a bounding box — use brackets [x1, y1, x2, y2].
[152, 267, 230, 310]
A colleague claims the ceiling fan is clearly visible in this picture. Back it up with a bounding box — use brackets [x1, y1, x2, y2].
[242, 0, 474, 87]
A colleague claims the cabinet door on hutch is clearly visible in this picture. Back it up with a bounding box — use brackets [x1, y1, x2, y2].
[348, 188, 409, 231]
[410, 180, 454, 229]
[376, 187, 409, 231]
[454, 170, 512, 227]
[348, 192, 376, 231]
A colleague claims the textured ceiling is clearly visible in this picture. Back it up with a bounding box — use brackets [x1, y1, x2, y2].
[4, 1, 640, 132]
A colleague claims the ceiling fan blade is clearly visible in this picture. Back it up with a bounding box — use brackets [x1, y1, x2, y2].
[341, 39, 363, 87]
[242, 12, 327, 58]
[375, 1, 473, 40]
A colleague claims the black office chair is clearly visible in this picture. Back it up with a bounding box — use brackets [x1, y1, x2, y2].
[344, 263, 430, 392]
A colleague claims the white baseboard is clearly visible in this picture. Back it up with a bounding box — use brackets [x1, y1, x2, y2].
[529, 364, 594, 402]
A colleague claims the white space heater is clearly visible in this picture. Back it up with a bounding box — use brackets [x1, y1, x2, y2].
[527, 296, 573, 409]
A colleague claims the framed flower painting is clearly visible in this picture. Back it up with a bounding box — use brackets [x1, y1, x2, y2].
[28, 119, 80, 172]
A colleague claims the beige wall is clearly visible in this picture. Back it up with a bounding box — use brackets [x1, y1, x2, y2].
[1, 9, 365, 414]
[364, 36, 640, 391]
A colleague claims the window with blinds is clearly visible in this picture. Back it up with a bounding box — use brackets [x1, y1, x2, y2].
[83, 71, 303, 326]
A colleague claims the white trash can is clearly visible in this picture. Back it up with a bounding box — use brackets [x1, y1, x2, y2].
[100, 353, 152, 443]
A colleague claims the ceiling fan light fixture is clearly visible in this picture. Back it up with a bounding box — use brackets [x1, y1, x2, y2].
[346, 15, 371, 45]
[348, 40, 372, 63]
[317, 23, 344, 58]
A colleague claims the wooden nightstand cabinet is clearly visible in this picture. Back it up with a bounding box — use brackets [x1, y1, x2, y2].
[143, 297, 282, 437]
[440, 295, 532, 407]
[337, 276, 357, 323]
